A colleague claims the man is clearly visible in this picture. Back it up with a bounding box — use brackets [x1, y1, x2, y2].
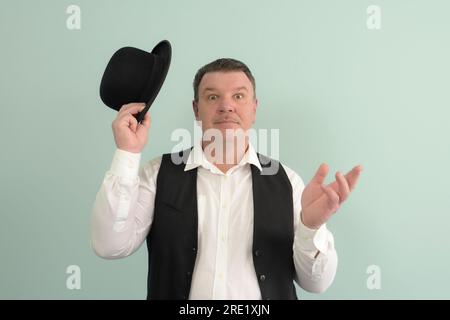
[91, 58, 363, 300]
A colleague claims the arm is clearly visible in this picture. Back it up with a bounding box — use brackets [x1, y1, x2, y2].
[284, 165, 338, 293]
[91, 102, 157, 258]
[90, 150, 161, 258]
[293, 216, 338, 293]
[290, 162, 363, 293]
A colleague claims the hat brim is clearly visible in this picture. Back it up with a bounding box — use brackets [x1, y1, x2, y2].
[135, 40, 172, 123]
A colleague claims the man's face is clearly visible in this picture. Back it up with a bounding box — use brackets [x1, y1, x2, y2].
[193, 71, 258, 136]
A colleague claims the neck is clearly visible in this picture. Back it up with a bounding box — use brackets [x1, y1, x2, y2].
[202, 138, 249, 174]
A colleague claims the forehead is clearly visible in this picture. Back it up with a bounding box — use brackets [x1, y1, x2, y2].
[199, 71, 253, 92]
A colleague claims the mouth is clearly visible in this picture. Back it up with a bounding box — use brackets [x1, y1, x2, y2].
[214, 119, 240, 125]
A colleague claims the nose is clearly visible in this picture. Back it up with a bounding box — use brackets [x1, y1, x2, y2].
[217, 97, 236, 114]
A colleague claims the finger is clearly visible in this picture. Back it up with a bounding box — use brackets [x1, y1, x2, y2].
[117, 104, 145, 125]
[137, 113, 151, 134]
[320, 184, 340, 211]
[129, 115, 138, 133]
[119, 102, 145, 113]
[140, 113, 151, 130]
[117, 103, 133, 116]
[335, 171, 350, 203]
[118, 103, 145, 116]
[327, 164, 363, 191]
[344, 165, 363, 191]
[116, 111, 137, 127]
[311, 163, 329, 185]
[119, 110, 138, 131]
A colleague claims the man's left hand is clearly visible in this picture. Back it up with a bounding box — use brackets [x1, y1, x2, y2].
[301, 163, 363, 229]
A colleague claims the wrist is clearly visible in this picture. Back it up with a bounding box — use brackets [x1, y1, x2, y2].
[300, 211, 321, 230]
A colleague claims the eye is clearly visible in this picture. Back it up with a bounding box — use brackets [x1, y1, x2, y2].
[208, 94, 218, 101]
[234, 93, 244, 100]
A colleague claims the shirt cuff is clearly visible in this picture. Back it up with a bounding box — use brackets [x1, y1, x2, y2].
[296, 216, 330, 254]
[109, 149, 141, 179]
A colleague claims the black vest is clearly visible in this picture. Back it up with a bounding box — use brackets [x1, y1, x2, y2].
[146, 149, 297, 300]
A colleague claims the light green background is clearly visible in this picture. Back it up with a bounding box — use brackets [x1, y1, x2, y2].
[1, 0, 449, 299]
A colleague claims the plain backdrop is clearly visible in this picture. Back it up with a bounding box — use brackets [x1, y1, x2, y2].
[1, 0, 449, 299]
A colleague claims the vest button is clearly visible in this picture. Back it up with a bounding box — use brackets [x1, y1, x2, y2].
[259, 274, 266, 282]
[192, 247, 197, 252]
[254, 250, 260, 257]
[186, 271, 192, 278]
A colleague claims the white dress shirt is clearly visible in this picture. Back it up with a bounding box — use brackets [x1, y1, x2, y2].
[91, 141, 338, 299]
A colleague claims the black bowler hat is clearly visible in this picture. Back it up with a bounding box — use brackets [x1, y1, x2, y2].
[100, 40, 171, 123]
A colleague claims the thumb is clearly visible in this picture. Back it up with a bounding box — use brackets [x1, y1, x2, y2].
[136, 113, 150, 136]
[140, 112, 151, 130]
[129, 116, 138, 133]
[311, 163, 329, 185]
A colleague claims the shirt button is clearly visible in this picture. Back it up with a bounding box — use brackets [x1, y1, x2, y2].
[259, 275, 266, 282]
[222, 204, 227, 209]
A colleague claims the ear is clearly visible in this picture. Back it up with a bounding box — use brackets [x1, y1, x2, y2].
[192, 100, 200, 120]
[252, 98, 258, 124]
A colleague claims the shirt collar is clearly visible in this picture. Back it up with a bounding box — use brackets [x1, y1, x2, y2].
[184, 140, 262, 173]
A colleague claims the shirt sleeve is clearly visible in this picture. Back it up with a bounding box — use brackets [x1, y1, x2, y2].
[282, 164, 338, 293]
[90, 149, 161, 259]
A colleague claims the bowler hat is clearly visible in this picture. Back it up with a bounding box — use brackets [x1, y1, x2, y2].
[100, 40, 171, 123]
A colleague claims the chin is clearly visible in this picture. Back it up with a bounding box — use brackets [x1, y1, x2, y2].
[203, 124, 247, 138]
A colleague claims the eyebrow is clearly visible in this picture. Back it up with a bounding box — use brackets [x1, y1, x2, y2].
[203, 86, 249, 93]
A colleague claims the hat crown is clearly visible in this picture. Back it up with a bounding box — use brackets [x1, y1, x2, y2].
[99, 40, 171, 111]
